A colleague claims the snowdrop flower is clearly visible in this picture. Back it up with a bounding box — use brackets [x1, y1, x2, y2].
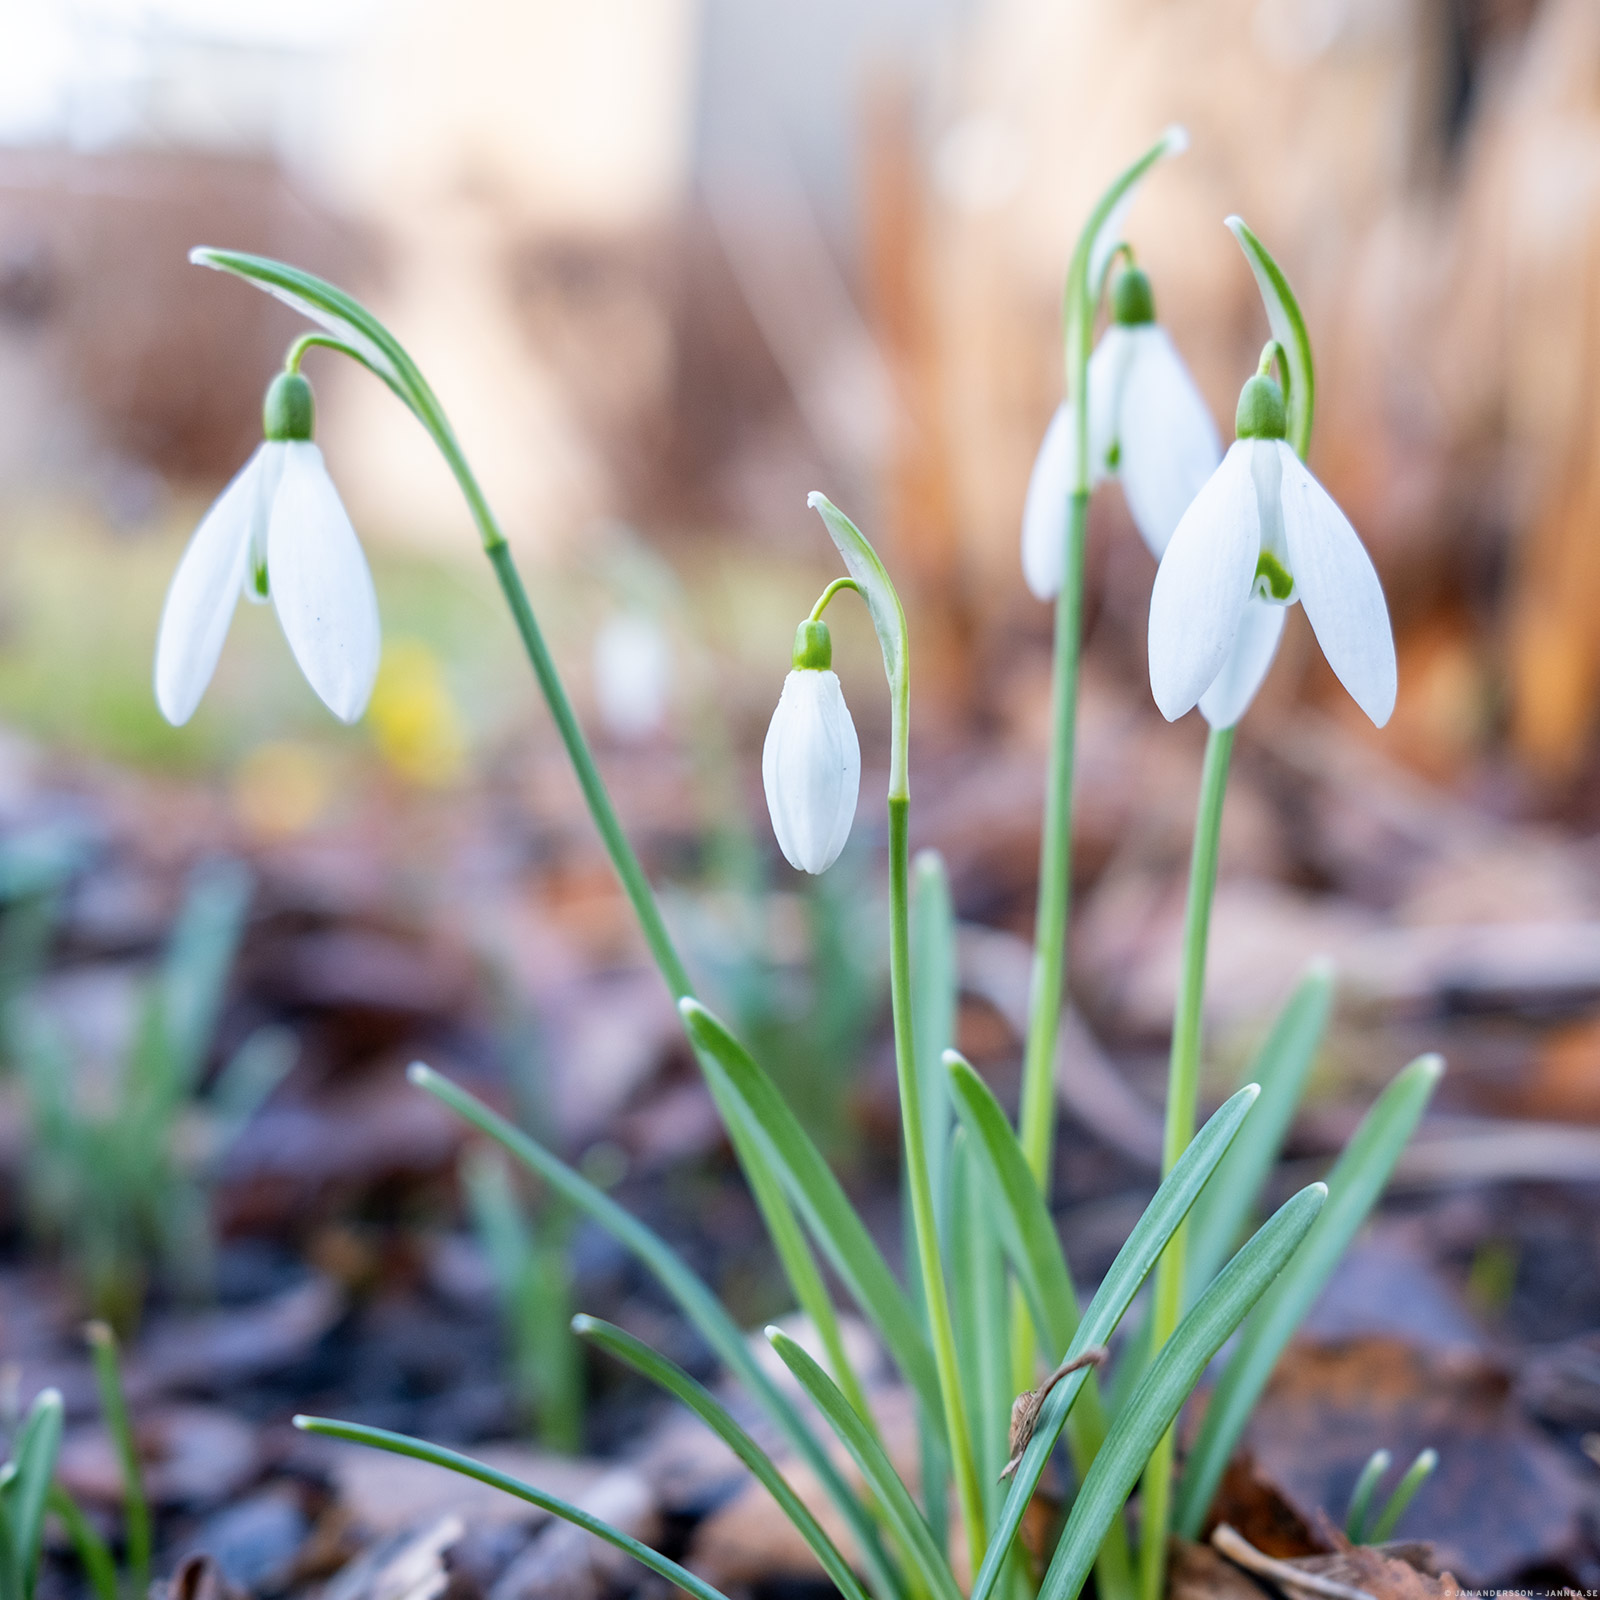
[762, 620, 860, 874]
[1022, 266, 1220, 598]
[1148, 367, 1396, 729]
[154, 370, 380, 726]
[593, 611, 669, 741]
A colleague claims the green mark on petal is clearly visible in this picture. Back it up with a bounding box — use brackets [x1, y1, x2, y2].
[1255, 550, 1293, 601]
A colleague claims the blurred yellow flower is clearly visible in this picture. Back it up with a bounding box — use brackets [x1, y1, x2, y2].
[368, 637, 467, 786]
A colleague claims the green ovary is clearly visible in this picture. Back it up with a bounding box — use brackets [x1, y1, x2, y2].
[1254, 549, 1293, 601]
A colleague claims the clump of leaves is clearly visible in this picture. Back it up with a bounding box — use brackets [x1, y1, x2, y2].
[6, 857, 292, 1331]
[0, 1324, 149, 1600]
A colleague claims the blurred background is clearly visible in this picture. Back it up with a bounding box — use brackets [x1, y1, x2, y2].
[3, 0, 1600, 1584]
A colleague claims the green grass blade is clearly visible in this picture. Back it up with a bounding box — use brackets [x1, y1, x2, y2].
[574, 1316, 874, 1600]
[1225, 217, 1315, 460]
[1367, 1448, 1436, 1544]
[1174, 1055, 1443, 1537]
[87, 1325, 148, 1600]
[409, 1064, 897, 1599]
[8, 1389, 62, 1600]
[965, 1083, 1259, 1600]
[1344, 1448, 1390, 1542]
[767, 1330, 962, 1600]
[1184, 963, 1333, 1306]
[678, 1001, 943, 1424]
[46, 1487, 117, 1600]
[1040, 1184, 1327, 1600]
[295, 1417, 733, 1600]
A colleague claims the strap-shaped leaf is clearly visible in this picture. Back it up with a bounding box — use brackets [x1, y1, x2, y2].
[946, 1056, 1134, 1591]
[946, 1055, 1079, 1347]
[6, 1388, 61, 1600]
[575, 1316, 873, 1600]
[1174, 1054, 1443, 1535]
[46, 1488, 117, 1600]
[1039, 1184, 1328, 1600]
[1183, 963, 1333, 1304]
[767, 1330, 962, 1600]
[1225, 217, 1315, 460]
[678, 1001, 942, 1424]
[806, 495, 910, 796]
[964, 1083, 1259, 1600]
[409, 1065, 898, 1600]
[296, 1417, 733, 1600]
[948, 1131, 1011, 1506]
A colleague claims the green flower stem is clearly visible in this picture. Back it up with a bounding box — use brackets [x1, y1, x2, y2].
[284, 332, 359, 374]
[811, 576, 863, 622]
[483, 543, 692, 996]
[484, 546, 878, 1432]
[1018, 487, 1089, 1182]
[889, 795, 984, 1577]
[1138, 723, 1235, 1600]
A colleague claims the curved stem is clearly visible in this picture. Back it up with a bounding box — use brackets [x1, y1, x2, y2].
[285, 332, 361, 373]
[810, 576, 863, 622]
[1138, 723, 1235, 1600]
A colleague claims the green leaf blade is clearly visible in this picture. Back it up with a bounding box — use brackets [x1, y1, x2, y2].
[1040, 1183, 1328, 1600]
[1184, 962, 1334, 1304]
[575, 1316, 874, 1600]
[296, 1416, 733, 1600]
[1174, 1054, 1443, 1536]
[677, 1001, 943, 1425]
[8, 1389, 62, 1600]
[408, 1064, 898, 1600]
[767, 1330, 962, 1600]
[964, 1082, 1260, 1600]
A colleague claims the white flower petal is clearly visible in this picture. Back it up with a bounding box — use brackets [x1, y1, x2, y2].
[1087, 328, 1132, 483]
[1277, 442, 1397, 727]
[153, 445, 269, 725]
[265, 442, 381, 723]
[1020, 402, 1079, 600]
[761, 669, 861, 873]
[1147, 441, 1261, 721]
[1115, 325, 1222, 559]
[1198, 596, 1286, 728]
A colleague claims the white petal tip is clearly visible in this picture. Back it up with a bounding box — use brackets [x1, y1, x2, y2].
[1224, 214, 1246, 234]
[190, 246, 223, 268]
[1161, 124, 1190, 156]
[805, 490, 827, 511]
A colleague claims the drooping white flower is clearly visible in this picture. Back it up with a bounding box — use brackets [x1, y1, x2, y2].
[154, 371, 380, 727]
[593, 611, 669, 741]
[762, 620, 860, 874]
[1022, 267, 1219, 599]
[1148, 372, 1396, 729]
